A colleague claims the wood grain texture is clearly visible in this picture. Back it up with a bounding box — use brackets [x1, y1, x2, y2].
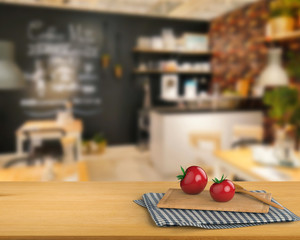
[0, 181, 299, 240]
[157, 188, 271, 213]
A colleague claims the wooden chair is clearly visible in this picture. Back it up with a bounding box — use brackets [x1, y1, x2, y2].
[189, 131, 239, 180]
[190, 132, 221, 151]
[4, 129, 65, 168]
[189, 131, 222, 178]
[232, 125, 263, 148]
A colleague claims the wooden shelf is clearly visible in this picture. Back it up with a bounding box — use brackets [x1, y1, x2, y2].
[133, 48, 211, 55]
[262, 30, 300, 42]
[133, 69, 211, 74]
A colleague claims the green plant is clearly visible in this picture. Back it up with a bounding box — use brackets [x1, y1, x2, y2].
[269, 0, 296, 18]
[93, 133, 106, 143]
[270, 8, 293, 18]
[289, 0, 300, 9]
[263, 86, 298, 126]
[290, 105, 300, 148]
[286, 51, 300, 81]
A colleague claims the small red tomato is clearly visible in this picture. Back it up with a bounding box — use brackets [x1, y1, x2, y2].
[210, 175, 235, 202]
[177, 166, 208, 195]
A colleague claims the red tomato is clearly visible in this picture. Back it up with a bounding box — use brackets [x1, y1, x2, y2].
[177, 166, 208, 195]
[209, 175, 235, 202]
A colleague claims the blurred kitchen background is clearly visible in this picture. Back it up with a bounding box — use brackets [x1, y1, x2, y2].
[0, 0, 299, 182]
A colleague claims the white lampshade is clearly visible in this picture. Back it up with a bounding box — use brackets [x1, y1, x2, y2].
[0, 41, 25, 89]
[257, 48, 288, 87]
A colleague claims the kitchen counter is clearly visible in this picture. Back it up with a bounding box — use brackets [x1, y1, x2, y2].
[0, 181, 299, 240]
[152, 107, 264, 114]
[215, 148, 300, 181]
[152, 97, 264, 114]
[150, 109, 263, 175]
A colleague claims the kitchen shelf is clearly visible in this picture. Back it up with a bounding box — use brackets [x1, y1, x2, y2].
[261, 30, 300, 42]
[133, 48, 211, 55]
[161, 96, 261, 102]
[133, 69, 211, 74]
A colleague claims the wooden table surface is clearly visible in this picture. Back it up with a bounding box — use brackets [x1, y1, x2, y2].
[215, 148, 300, 181]
[0, 163, 78, 181]
[16, 120, 83, 135]
[0, 181, 299, 240]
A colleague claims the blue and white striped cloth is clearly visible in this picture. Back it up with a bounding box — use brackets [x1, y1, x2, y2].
[134, 190, 300, 229]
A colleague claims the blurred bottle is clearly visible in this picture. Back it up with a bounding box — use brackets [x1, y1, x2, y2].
[211, 82, 220, 109]
[236, 79, 250, 97]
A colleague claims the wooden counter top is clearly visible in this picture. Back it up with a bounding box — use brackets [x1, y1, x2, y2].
[215, 149, 300, 181]
[0, 181, 299, 240]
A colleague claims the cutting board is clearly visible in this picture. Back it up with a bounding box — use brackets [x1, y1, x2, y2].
[157, 189, 272, 213]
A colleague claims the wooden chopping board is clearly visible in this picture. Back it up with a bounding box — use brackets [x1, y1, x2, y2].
[157, 188, 272, 213]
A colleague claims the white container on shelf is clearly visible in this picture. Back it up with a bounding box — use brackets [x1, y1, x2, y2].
[162, 28, 176, 50]
[184, 79, 197, 100]
[201, 62, 211, 72]
[184, 34, 208, 51]
[137, 36, 151, 49]
[193, 63, 203, 71]
[179, 62, 192, 71]
[151, 36, 164, 49]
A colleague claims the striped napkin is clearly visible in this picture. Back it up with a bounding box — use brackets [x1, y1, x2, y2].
[134, 190, 300, 229]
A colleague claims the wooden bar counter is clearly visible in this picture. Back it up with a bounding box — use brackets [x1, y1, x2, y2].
[0, 181, 299, 240]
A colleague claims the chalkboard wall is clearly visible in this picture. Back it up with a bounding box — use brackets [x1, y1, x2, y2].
[0, 3, 208, 153]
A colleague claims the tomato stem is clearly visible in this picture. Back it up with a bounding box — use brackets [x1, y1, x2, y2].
[212, 174, 227, 184]
[176, 166, 186, 180]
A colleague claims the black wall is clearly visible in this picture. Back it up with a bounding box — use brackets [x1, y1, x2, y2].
[0, 3, 208, 153]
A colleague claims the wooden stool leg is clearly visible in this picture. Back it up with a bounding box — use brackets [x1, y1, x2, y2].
[61, 137, 76, 164]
